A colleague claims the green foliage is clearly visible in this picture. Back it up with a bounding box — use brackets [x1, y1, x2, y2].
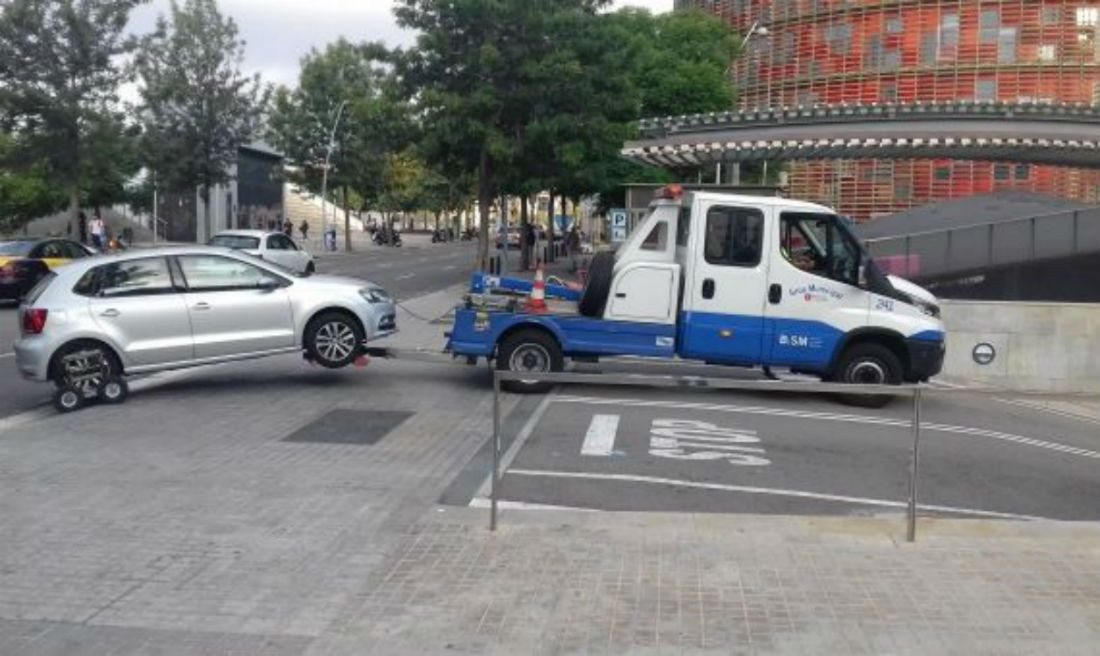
[395, 0, 612, 265]
[0, 0, 146, 216]
[611, 8, 738, 119]
[268, 38, 414, 227]
[135, 0, 269, 230]
[0, 133, 64, 234]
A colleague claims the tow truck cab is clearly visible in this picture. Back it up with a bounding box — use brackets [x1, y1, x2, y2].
[448, 186, 945, 393]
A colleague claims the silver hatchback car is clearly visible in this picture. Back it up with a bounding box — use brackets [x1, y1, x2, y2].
[14, 246, 396, 392]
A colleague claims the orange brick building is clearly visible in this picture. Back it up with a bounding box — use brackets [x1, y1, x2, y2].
[675, 0, 1100, 219]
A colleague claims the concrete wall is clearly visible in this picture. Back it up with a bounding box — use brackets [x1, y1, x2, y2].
[940, 300, 1100, 393]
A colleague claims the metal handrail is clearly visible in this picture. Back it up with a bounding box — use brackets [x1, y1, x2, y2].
[863, 205, 1096, 246]
[488, 370, 1100, 542]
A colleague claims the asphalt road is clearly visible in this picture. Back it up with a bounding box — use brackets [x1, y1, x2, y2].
[450, 367, 1100, 522]
[316, 238, 478, 300]
[0, 238, 478, 420]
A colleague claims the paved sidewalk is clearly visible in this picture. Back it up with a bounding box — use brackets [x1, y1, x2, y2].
[4, 275, 1099, 655]
[310, 509, 1100, 655]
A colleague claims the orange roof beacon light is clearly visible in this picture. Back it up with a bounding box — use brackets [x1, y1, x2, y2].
[655, 184, 684, 200]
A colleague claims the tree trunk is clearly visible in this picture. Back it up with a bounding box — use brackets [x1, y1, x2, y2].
[476, 146, 492, 271]
[343, 186, 352, 252]
[547, 190, 556, 257]
[68, 190, 80, 230]
[520, 195, 530, 271]
[201, 184, 212, 244]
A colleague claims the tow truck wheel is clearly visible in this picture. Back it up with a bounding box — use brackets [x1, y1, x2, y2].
[497, 329, 563, 394]
[54, 386, 85, 413]
[832, 343, 902, 408]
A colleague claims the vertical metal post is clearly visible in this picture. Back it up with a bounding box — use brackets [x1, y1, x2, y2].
[904, 235, 911, 277]
[906, 388, 922, 543]
[988, 223, 995, 266]
[1072, 210, 1080, 254]
[1030, 217, 1037, 259]
[152, 171, 158, 244]
[490, 372, 501, 532]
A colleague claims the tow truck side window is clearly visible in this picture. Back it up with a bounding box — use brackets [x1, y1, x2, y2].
[780, 213, 861, 286]
[704, 206, 764, 267]
[641, 221, 669, 251]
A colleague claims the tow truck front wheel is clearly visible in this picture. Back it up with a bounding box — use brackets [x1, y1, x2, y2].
[497, 330, 563, 394]
[831, 343, 902, 408]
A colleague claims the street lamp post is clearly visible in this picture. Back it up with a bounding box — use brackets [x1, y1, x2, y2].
[713, 22, 771, 186]
[320, 99, 349, 251]
[736, 22, 770, 186]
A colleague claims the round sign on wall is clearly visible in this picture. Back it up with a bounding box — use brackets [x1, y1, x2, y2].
[972, 343, 996, 366]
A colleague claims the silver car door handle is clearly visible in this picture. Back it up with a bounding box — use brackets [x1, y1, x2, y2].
[99, 309, 120, 318]
[192, 302, 211, 311]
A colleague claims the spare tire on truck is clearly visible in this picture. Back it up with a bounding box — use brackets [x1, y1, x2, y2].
[578, 251, 614, 318]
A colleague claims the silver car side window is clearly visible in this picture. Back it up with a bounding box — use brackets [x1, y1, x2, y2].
[178, 255, 279, 292]
[99, 258, 175, 298]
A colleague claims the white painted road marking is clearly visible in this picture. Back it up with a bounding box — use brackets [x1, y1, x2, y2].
[474, 391, 557, 500]
[395, 273, 416, 280]
[506, 469, 1047, 521]
[581, 414, 619, 456]
[555, 395, 1100, 461]
[994, 397, 1100, 427]
[468, 498, 598, 512]
[0, 352, 14, 359]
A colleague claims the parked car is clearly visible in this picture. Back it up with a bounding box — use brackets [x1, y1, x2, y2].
[14, 247, 396, 397]
[210, 230, 315, 274]
[0, 238, 97, 302]
[496, 227, 521, 249]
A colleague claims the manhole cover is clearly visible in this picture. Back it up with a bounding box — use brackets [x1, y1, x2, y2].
[283, 409, 413, 445]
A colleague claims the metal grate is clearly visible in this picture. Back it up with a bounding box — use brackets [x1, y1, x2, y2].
[283, 409, 413, 445]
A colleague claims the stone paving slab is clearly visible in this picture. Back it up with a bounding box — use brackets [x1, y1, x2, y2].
[4, 276, 1100, 655]
[0, 281, 512, 655]
[308, 508, 1100, 656]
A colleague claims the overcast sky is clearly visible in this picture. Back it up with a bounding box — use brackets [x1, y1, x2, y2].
[128, 0, 675, 88]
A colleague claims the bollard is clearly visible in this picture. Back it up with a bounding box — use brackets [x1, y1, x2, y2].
[491, 373, 501, 531]
[906, 387, 922, 542]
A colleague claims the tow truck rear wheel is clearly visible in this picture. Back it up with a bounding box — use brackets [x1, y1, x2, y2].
[497, 329, 563, 394]
[831, 343, 902, 408]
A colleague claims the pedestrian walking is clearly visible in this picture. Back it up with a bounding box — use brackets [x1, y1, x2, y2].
[283, 220, 293, 239]
[89, 211, 106, 250]
[568, 225, 581, 272]
[78, 211, 88, 245]
[299, 220, 309, 242]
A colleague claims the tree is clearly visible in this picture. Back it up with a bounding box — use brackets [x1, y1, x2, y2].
[0, 0, 146, 222]
[0, 133, 64, 235]
[584, 7, 738, 210]
[135, 0, 269, 241]
[268, 39, 410, 250]
[395, 0, 611, 270]
[620, 8, 737, 118]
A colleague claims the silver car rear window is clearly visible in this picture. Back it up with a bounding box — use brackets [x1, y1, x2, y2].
[24, 272, 56, 304]
[210, 235, 261, 250]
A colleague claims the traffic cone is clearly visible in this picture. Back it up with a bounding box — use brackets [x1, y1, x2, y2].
[527, 264, 548, 313]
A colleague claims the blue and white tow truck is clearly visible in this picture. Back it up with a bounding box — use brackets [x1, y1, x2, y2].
[445, 186, 945, 405]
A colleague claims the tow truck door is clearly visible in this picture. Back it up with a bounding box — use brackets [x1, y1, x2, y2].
[678, 199, 769, 365]
[763, 210, 870, 369]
